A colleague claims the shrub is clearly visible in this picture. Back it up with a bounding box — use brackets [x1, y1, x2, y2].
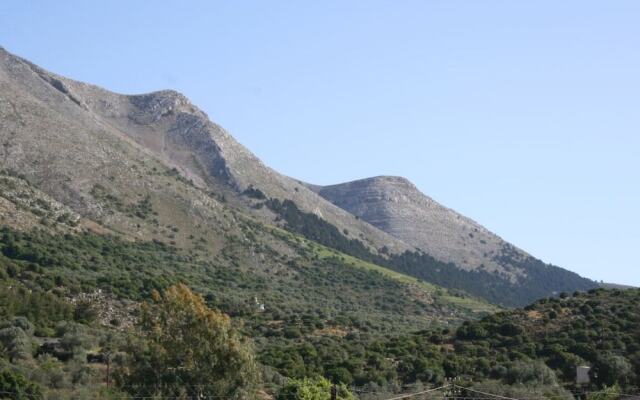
[0, 369, 44, 400]
[277, 377, 354, 400]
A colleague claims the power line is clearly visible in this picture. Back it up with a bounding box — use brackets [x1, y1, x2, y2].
[2, 380, 639, 400]
[452, 385, 524, 400]
[384, 385, 450, 400]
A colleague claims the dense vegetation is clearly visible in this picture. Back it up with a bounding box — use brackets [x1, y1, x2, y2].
[0, 224, 483, 397]
[264, 198, 596, 307]
[387, 249, 596, 307]
[0, 183, 622, 399]
[454, 288, 640, 388]
[0, 220, 637, 398]
[260, 288, 640, 398]
[277, 377, 354, 400]
[0, 284, 260, 399]
[265, 199, 378, 262]
[0, 226, 476, 332]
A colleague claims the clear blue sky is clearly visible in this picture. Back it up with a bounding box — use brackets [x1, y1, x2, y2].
[2, 1, 639, 285]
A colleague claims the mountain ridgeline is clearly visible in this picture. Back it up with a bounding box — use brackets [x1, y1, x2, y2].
[0, 44, 594, 309]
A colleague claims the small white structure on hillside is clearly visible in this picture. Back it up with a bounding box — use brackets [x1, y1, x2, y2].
[576, 366, 591, 385]
[254, 296, 265, 312]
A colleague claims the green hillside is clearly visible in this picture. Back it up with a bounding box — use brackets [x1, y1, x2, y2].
[453, 288, 640, 389]
[0, 172, 496, 398]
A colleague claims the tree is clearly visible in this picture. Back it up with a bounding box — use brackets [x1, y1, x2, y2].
[0, 326, 31, 362]
[118, 284, 257, 399]
[503, 360, 558, 386]
[73, 300, 98, 323]
[277, 377, 354, 400]
[593, 353, 636, 387]
[0, 369, 44, 400]
[325, 367, 353, 385]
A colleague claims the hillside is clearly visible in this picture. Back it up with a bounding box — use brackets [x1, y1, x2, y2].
[0, 168, 492, 326]
[0, 170, 495, 397]
[311, 176, 516, 274]
[311, 176, 597, 306]
[453, 288, 640, 390]
[262, 288, 640, 400]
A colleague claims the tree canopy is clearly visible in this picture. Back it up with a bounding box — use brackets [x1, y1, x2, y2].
[118, 284, 258, 399]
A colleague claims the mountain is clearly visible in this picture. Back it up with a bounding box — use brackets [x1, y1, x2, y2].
[0, 45, 491, 324]
[0, 45, 595, 308]
[0, 46, 408, 256]
[309, 176, 597, 305]
[0, 47, 500, 398]
[0, 45, 613, 399]
[311, 176, 514, 274]
[600, 282, 637, 290]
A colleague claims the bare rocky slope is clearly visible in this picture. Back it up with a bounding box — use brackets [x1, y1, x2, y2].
[311, 176, 522, 277]
[0, 46, 408, 255]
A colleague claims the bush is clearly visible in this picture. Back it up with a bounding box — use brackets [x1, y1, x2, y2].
[503, 360, 558, 385]
[326, 367, 353, 385]
[0, 326, 31, 362]
[0, 369, 44, 400]
[593, 353, 636, 387]
[73, 300, 98, 323]
[284, 326, 303, 339]
[277, 377, 354, 400]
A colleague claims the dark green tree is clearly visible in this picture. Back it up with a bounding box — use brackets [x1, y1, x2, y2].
[0, 369, 44, 400]
[277, 377, 354, 400]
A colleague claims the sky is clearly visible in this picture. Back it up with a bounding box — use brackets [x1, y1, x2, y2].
[1, 1, 639, 286]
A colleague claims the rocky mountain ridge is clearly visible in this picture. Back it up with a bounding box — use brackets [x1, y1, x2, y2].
[0, 45, 596, 306]
[311, 175, 524, 277]
[0, 46, 409, 255]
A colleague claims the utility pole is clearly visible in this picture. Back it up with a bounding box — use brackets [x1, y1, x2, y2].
[446, 377, 459, 400]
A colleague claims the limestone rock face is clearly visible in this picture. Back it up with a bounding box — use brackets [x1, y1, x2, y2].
[312, 176, 525, 276]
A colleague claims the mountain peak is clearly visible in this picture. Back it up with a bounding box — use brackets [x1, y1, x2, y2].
[0, 45, 412, 255]
[314, 175, 517, 274]
[329, 175, 414, 186]
[357, 175, 416, 186]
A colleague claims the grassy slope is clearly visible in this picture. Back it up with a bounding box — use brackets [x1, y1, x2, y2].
[0, 168, 500, 398]
[267, 225, 497, 315]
